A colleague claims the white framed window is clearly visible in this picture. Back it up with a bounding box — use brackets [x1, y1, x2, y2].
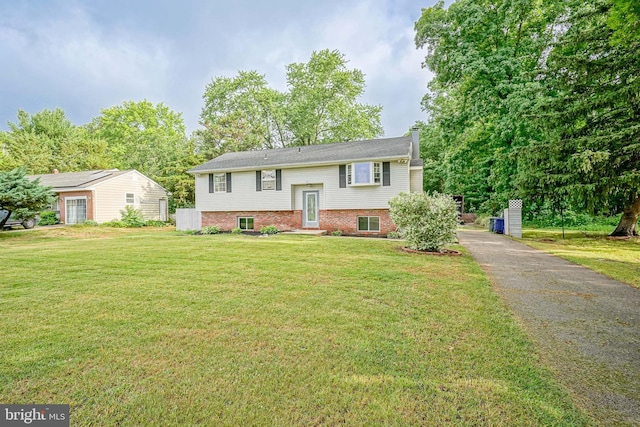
[66, 197, 87, 225]
[125, 193, 135, 204]
[262, 170, 276, 190]
[347, 162, 381, 186]
[357, 216, 380, 232]
[238, 217, 254, 230]
[214, 173, 226, 192]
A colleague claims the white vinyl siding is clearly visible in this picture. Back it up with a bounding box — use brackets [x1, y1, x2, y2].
[91, 171, 168, 222]
[195, 161, 410, 212]
[410, 168, 423, 193]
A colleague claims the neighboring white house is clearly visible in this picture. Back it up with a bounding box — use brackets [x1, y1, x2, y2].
[30, 169, 168, 224]
[187, 131, 423, 235]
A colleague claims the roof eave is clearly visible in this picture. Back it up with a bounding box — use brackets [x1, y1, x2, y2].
[188, 155, 411, 174]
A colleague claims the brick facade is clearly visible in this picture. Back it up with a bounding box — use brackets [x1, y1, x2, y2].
[202, 211, 302, 232]
[202, 208, 395, 236]
[57, 190, 94, 224]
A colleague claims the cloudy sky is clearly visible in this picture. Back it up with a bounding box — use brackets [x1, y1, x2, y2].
[0, 0, 436, 138]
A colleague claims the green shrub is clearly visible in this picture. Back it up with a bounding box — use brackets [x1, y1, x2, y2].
[474, 215, 491, 228]
[120, 205, 145, 227]
[386, 231, 401, 239]
[201, 225, 221, 235]
[145, 220, 168, 227]
[38, 210, 59, 226]
[260, 225, 278, 235]
[389, 192, 459, 252]
[331, 230, 342, 236]
[231, 227, 243, 234]
[83, 220, 98, 226]
[101, 220, 126, 228]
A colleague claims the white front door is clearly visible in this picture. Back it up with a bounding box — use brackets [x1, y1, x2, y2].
[303, 191, 319, 228]
[66, 198, 87, 224]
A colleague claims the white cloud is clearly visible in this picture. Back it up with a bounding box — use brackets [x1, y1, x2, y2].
[0, 4, 171, 123]
[0, 0, 436, 136]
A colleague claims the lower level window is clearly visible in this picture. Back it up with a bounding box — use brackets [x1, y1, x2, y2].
[357, 216, 380, 232]
[238, 217, 254, 230]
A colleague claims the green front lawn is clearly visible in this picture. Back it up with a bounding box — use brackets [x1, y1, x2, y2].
[521, 229, 640, 289]
[0, 227, 588, 425]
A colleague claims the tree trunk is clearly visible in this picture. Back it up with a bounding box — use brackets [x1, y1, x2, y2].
[0, 210, 11, 229]
[610, 196, 640, 236]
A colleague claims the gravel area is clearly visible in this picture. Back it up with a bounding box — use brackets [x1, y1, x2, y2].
[458, 229, 640, 426]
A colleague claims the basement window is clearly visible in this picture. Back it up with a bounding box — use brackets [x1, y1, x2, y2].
[357, 216, 380, 232]
[238, 217, 254, 230]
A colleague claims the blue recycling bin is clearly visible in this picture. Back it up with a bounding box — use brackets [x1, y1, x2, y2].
[494, 218, 504, 234]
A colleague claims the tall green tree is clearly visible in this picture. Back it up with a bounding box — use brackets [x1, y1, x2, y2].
[518, 0, 640, 235]
[0, 109, 110, 173]
[0, 167, 54, 228]
[90, 100, 187, 178]
[285, 49, 383, 146]
[90, 100, 199, 208]
[198, 49, 383, 154]
[196, 71, 286, 157]
[415, 0, 557, 212]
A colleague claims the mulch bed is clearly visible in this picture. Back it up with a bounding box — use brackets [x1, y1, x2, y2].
[399, 247, 462, 256]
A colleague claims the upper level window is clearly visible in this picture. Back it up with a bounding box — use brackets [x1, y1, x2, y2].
[347, 162, 381, 186]
[262, 170, 276, 190]
[214, 173, 226, 192]
[125, 193, 135, 204]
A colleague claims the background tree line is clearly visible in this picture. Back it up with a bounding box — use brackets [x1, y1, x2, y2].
[0, 49, 383, 212]
[415, 0, 639, 235]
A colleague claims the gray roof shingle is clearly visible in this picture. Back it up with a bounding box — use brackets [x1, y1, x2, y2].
[188, 136, 414, 173]
[29, 170, 129, 191]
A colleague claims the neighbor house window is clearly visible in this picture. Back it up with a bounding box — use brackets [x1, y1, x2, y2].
[262, 170, 276, 190]
[347, 162, 381, 185]
[126, 193, 135, 204]
[357, 216, 380, 232]
[213, 173, 226, 192]
[238, 217, 254, 230]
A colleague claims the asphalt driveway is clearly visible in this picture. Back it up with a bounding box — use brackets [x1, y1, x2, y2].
[458, 229, 640, 426]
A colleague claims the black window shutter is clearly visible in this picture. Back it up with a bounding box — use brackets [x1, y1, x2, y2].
[226, 173, 232, 193]
[256, 171, 262, 191]
[382, 162, 391, 186]
[276, 169, 282, 191]
[209, 174, 214, 193]
[339, 165, 346, 188]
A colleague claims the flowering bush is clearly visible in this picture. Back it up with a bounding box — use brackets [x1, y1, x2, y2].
[389, 192, 459, 252]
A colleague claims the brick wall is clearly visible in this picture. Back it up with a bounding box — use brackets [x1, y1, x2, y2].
[202, 208, 394, 236]
[202, 211, 302, 231]
[57, 191, 94, 223]
[321, 209, 394, 235]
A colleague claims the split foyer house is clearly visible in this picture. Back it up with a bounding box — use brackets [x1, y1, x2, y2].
[30, 169, 169, 224]
[188, 131, 423, 235]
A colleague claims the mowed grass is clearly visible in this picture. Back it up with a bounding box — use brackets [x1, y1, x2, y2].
[0, 227, 589, 426]
[521, 229, 640, 289]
